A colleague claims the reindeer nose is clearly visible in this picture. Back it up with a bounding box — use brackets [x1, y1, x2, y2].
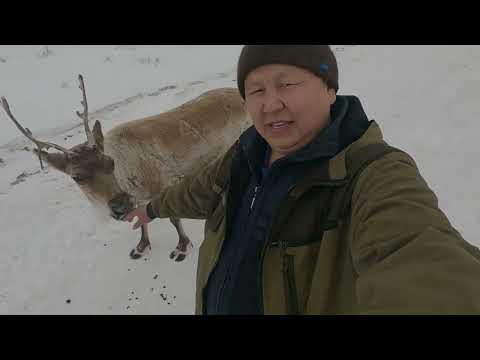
[111, 208, 125, 220]
[108, 193, 136, 220]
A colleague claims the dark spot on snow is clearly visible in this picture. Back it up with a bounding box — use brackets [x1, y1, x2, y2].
[150, 288, 154, 292]
[104, 244, 107, 247]
[131, 291, 134, 294]
[135, 297, 139, 300]
[11, 170, 40, 186]
[128, 269, 131, 271]
[128, 298, 132, 301]
[66, 299, 71, 304]
[173, 296, 176, 299]
[163, 286, 166, 289]
[167, 302, 171, 305]
[153, 274, 158, 280]
[126, 306, 130, 309]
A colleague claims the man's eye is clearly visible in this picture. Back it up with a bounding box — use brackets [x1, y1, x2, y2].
[282, 82, 301, 88]
[248, 89, 264, 95]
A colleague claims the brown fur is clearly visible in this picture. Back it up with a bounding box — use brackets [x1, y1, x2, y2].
[105, 88, 249, 202]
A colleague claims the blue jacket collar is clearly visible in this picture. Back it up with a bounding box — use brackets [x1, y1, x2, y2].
[238, 95, 370, 175]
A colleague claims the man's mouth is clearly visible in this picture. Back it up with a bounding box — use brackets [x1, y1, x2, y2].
[269, 121, 293, 130]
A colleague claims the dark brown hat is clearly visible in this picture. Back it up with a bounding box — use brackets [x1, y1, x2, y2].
[237, 45, 339, 99]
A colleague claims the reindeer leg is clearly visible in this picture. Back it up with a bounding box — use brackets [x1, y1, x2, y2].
[129, 224, 152, 260]
[169, 217, 193, 262]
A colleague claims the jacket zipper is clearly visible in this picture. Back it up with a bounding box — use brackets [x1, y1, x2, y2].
[257, 184, 295, 314]
[215, 183, 261, 313]
[249, 186, 259, 213]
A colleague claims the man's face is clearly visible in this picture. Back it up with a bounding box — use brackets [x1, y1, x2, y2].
[244, 64, 336, 160]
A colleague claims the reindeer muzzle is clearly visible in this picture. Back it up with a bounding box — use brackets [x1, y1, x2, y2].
[108, 193, 137, 221]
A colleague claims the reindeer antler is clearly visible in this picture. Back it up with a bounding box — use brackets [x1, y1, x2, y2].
[75, 74, 96, 147]
[0, 97, 73, 170]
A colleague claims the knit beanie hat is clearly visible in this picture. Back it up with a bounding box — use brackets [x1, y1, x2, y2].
[237, 45, 338, 99]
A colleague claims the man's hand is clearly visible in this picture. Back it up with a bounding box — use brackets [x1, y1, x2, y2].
[123, 207, 153, 230]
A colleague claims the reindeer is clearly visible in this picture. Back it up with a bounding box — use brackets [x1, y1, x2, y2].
[1, 75, 250, 261]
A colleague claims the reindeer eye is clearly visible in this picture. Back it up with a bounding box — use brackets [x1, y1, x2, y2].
[72, 175, 92, 184]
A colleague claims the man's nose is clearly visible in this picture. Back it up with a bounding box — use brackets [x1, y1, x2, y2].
[262, 89, 285, 113]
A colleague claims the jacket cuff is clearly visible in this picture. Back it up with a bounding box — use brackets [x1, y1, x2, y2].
[146, 202, 157, 220]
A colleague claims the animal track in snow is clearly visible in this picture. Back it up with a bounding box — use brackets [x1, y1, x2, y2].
[10, 170, 41, 186]
[147, 85, 178, 97]
[189, 80, 204, 86]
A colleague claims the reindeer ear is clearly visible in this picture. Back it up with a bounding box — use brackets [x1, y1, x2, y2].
[92, 120, 104, 151]
[35, 150, 68, 173]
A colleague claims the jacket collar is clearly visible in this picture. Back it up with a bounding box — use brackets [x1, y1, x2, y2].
[237, 95, 373, 178]
[238, 96, 345, 173]
[290, 120, 384, 198]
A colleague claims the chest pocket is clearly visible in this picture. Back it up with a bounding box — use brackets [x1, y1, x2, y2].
[271, 186, 337, 248]
[268, 186, 338, 315]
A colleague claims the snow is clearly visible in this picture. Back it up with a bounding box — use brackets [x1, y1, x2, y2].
[0, 45, 479, 314]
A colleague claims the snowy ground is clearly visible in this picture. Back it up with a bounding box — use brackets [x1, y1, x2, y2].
[0, 45, 478, 314]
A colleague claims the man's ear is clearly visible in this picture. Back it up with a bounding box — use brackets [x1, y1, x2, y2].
[34, 149, 69, 173]
[92, 120, 104, 151]
[328, 88, 337, 106]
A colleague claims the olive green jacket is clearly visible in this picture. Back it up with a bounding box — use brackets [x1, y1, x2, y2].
[150, 121, 480, 315]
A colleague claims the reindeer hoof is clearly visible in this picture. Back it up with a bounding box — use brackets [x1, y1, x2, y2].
[169, 242, 193, 262]
[130, 248, 143, 260]
[130, 244, 151, 260]
[170, 251, 186, 262]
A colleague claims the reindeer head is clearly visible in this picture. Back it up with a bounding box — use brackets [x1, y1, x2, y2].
[1, 75, 136, 221]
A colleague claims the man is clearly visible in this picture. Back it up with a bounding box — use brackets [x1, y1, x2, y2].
[124, 45, 480, 315]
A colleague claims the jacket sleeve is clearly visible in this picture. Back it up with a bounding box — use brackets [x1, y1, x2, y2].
[147, 143, 236, 220]
[350, 151, 480, 314]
